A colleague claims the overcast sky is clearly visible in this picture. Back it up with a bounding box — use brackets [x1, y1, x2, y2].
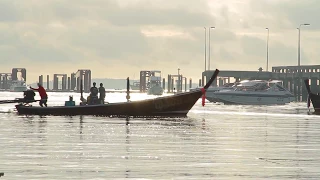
[0, 0, 319, 82]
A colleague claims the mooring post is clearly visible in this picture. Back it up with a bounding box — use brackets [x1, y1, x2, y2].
[184, 77, 187, 92]
[297, 69, 301, 102]
[126, 77, 130, 102]
[179, 75, 182, 92]
[311, 78, 317, 93]
[171, 78, 174, 93]
[167, 75, 171, 93]
[202, 75, 204, 86]
[219, 78, 223, 86]
[162, 78, 165, 92]
[293, 78, 298, 101]
[126, 77, 130, 123]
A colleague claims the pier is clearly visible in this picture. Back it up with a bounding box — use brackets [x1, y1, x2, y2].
[0, 68, 26, 90]
[39, 69, 92, 93]
[202, 65, 320, 102]
[138, 70, 192, 93]
[0, 68, 93, 93]
[5, 66, 319, 100]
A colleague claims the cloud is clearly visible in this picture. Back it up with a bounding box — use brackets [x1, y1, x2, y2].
[218, 47, 236, 61]
[269, 0, 320, 30]
[269, 42, 309, 66]
[0, 0, 319, 83]
[241, 35, 266, 57]
[249, 0, 320, 30]
[68, 26, 150, 61]
[106, 8, 212, 27]
[0, 0, 21, 22]
[0, 46, 20, 66]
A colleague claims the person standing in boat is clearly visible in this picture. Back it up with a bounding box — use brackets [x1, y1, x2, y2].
[89, 82, 99, 104]
[30, 83, 48, 107]
[99, 83, 106, 104]
[90, 82, 99, 96]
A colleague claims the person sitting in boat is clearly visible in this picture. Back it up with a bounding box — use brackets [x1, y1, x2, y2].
[89, 82, 99, 105]
[99, 83, 106, 104]
[23, 89, 36, 102]
[80, 93, 87, 105]
[30, 83, 48, 107]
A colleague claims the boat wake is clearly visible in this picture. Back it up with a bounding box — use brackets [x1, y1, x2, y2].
[0, 111, 11, 114]
[0, 109, 15, 114]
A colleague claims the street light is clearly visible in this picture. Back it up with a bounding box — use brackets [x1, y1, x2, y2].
[208, 26, 215, 71]
[265, 28, 269, 72]
[297, 23, 310, 102]
[297, 23, 310, 67]
[204, 27, 207, 71]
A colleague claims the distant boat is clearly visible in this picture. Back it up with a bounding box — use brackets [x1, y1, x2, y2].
[147, 71, 163, 95]
[10, 80, 28, 92]
[130, 81, 140, 90]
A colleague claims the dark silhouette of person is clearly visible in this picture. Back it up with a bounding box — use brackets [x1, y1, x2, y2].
[89, 82, 99, 104]
[99, 83, 106, 104]
[90, 82, 98, 97]
[30, 83, 48, 107]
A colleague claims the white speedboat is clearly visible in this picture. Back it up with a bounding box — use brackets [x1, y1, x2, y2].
[130, 81, 140, 90]
[211, 80, 294, 105]
[190, 83, 236, 102]
[148, 84, 163, 95]
[205, 83, 237, 102]
[10, 80, 28, 92]
[147, 71, 163, 95]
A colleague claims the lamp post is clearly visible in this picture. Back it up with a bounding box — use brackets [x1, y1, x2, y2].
[265, 28, 269, 72]
[204, 27, 207, 71]
[208, 26, 215, 71]
[297, 23, 310, 101]
[297, 23, 310, 67]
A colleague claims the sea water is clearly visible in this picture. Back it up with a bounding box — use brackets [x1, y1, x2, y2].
[0, 92, 320, 179]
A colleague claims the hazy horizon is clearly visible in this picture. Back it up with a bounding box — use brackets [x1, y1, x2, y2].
[28, 78, 201, 90]
[1, 0, 319, 82]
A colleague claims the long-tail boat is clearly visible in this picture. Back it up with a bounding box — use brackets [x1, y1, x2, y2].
[304, 79, 320, 114]
[5, 69, 220, 117]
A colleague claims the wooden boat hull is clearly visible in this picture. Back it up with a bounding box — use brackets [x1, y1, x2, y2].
[304, 79, 320, 113]
[15, 91, 202, 117]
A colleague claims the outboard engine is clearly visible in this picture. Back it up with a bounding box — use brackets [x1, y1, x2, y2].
[23, 90, 36, 102]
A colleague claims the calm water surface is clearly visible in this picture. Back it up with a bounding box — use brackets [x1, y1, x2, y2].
[0, 92, 320, 179]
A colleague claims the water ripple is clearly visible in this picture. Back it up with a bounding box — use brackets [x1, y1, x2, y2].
[0, 92, 320, 179]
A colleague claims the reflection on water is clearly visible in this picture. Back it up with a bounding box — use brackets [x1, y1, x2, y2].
[125, 118, 130, 178]
[0, 92, 320, 179]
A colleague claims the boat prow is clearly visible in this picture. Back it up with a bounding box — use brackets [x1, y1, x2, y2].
[304, 79, 320, 113]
